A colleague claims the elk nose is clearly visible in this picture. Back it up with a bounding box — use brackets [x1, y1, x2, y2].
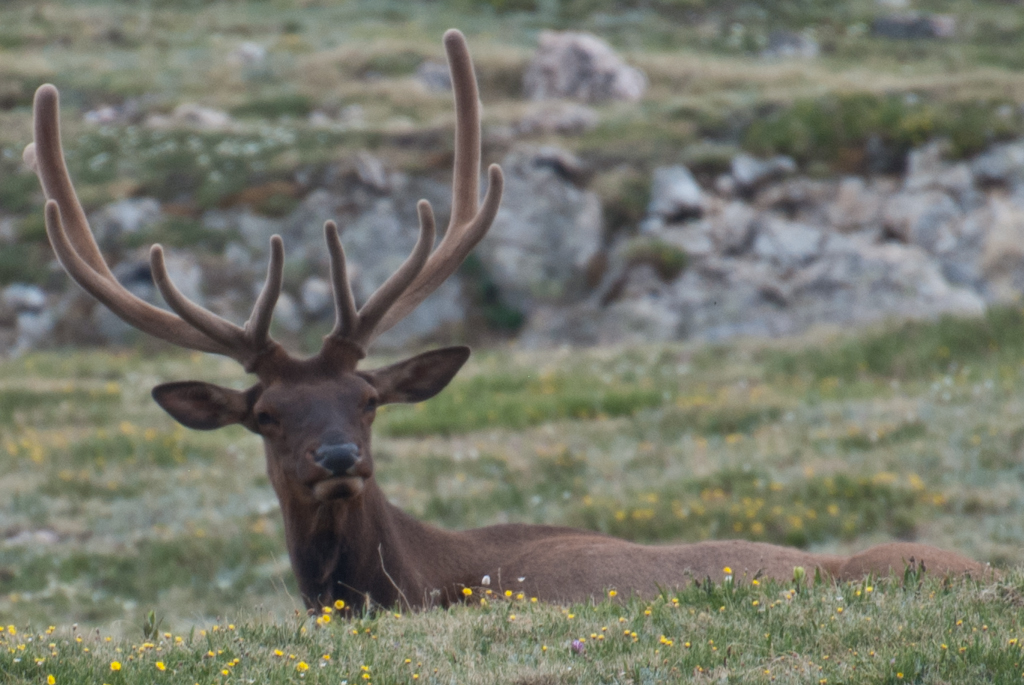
[314, 442, 360, 476]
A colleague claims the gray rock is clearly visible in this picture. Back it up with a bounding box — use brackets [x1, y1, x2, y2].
[827, 177, 889, 232]
[415, 60, 452, 92]
[478, 147, 603, 310]
[761, 30, 819, 59]
[872, 13, 956, 39]
[708, 201, 758, 255]
[979, 197, 1024, 301]
[972, 140, 1024, 188]
[272, 292, 303, 334]
[881, 190, 962, 254]
[904, 141, 980, 208]
[147, 103, 233, 131]
[647, 165, 704, 221]
[751, 217, 824, 270]
[731, 154, 797, 192]
[2, 284, 46, 312]
[89, 197, 162, 248]
[523, 31, 647, 103]
[13, 310, 53, 356]
[300, 277, 333, 318]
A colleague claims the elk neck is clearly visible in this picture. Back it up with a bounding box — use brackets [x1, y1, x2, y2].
[277, 475, 490, 611]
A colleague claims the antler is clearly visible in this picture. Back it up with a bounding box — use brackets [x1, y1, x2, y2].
[323, 29, 504, 350]
[24, 84, 283, 370]
[25, 28, 502, 368]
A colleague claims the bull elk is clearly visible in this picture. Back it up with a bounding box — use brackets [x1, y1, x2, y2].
[24, 30, 990, 612]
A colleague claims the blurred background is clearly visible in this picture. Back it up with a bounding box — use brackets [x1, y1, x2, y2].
[1, 0, 1024, 630]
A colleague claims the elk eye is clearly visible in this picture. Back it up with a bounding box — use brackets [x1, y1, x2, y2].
[256, 411, 279, 427]
[364, 399, 378, 414]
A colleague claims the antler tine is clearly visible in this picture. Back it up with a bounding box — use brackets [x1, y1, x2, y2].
[444, 28, 481, 230]
[244, 235, 285, 347]
[351, 200, 436, 346]
[324, 221, 359, 339]
[29, 85, 113, 279]
[353, 30, 505, 344]
[30, 84, 280, 367]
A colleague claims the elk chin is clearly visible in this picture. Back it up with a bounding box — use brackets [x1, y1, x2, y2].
[313, 476, 365, 501]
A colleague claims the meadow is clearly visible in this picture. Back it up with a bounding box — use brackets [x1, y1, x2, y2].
[4, 0, 1024, 681]
[1, 309, 1024, 681]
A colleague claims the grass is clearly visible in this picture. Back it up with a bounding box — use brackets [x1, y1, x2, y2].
[2, 575, 1024, 683]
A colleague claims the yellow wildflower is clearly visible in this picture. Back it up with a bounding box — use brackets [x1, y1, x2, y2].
[296, 662, 309, 672]
[156, 661, 166, 671]
[110, 661, 122, 671]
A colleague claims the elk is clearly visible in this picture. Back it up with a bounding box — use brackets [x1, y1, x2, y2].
[24, 30, 991, 612]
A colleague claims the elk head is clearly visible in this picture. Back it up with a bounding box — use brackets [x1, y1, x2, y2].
[23, 30, 503, 512]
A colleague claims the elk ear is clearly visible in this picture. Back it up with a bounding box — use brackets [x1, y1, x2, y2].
[152, 381, 256, 430]
[365, 346, 470, 405]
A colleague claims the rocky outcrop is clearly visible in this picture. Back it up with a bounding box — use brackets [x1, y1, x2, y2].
[523, 31, 647, 103]
[10, 138, 1024, 355]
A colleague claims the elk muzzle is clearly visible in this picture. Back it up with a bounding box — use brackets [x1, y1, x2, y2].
[314, 442, 360, 477]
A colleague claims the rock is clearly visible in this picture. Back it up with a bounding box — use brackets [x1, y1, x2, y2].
[751, 216, 824, 270]
[730, 154, 797, 192]
[979, 197, 1024, 301]
[523, 31, 647, 103]
[356, 152, 390, 193]
[13, 310, 53, 356]
[872, 13, 956, 39]
[415, 60, 452, 92]
[478, 146, 603, 311]
[904, 141, 980, 208]
[646, 165, 704, 222]
[650, 220, 715, 259]
[272, 292, 303, 334]
[2, 284, 46, 312]
[827, 177, 888, 232]
[83, 99, 141, 126]
[972, 140, 1024, 188]
[881, 190, 962, 254]
[761, 30, 819, 59]
[300, 277, 333, 318]
[517, 102, 599, 136]
[147, 104, 232, 131]
[228, 42, 268, 68]
[708, 201, 758, 255]
[89, 197, 162, 248]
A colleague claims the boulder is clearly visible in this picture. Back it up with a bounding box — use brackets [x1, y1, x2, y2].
[979, 197, 1024, 301]
[972, 139, 1024, 188]
[827, 177, 885, 232]
[881, 190, 962, 255]
[89, 197, 162, 249]
[708, 201, 758, 255]
[523, 31, 647, 103]
[478, 147, 603, 311]
[730, 154, 797, 193]
[872, 13, 956, 39]
[761, 30, 819, 59]
[415, 60, 452, 92]
[646, 165, 704, 222]
[751, 216, 824, 270]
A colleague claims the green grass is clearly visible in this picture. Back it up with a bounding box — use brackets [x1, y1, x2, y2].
[0, 313, 1021, 677]
[1, 575, 1023, 683]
